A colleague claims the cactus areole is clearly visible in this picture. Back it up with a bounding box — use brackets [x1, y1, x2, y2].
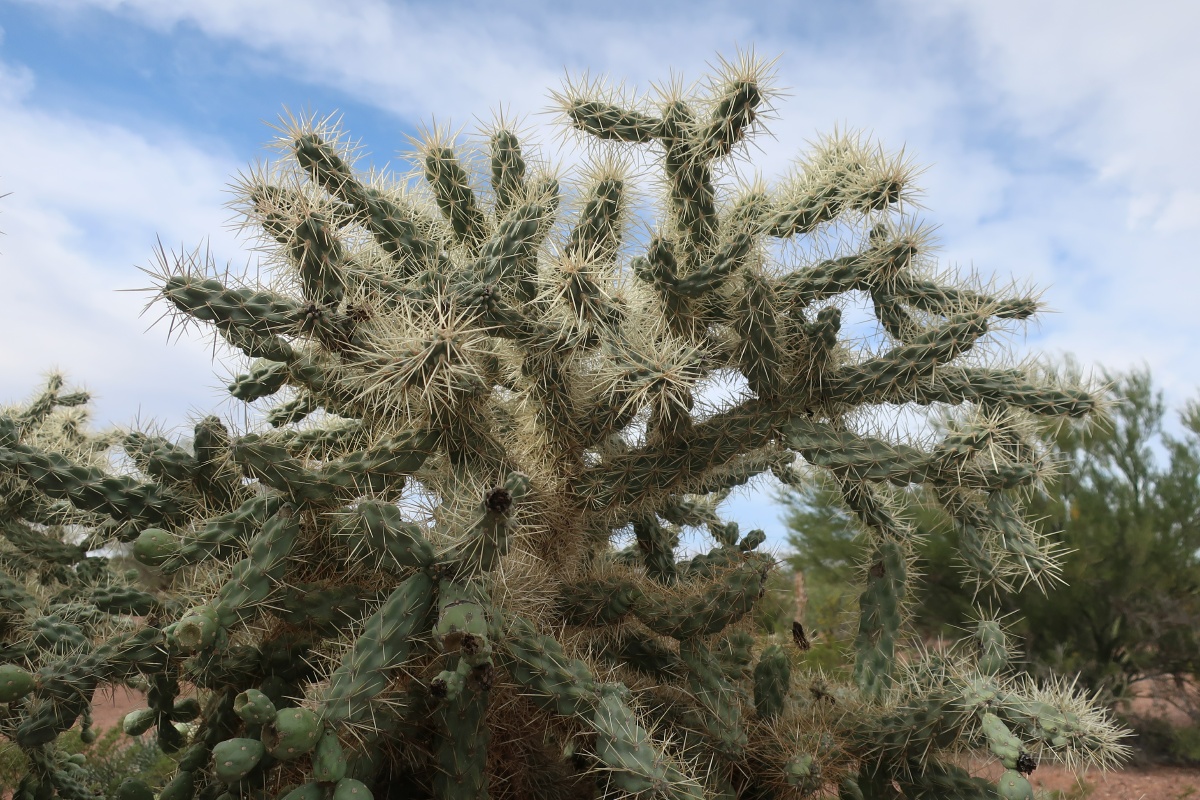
[0, 53, 1128, 799]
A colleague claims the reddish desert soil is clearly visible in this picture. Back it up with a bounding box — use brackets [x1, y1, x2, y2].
[972, 758, 1200, 799]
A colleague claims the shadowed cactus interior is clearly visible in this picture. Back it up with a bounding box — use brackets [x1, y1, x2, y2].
[0, 53, 1128, 799]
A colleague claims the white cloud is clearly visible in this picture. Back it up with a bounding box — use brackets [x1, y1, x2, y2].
[0, 56, 245, 431]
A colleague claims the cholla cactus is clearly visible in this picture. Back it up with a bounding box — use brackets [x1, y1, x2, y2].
[0, 54, 1128, 800]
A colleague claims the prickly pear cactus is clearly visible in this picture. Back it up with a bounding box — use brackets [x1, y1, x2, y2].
[0, 54, 1128, 799]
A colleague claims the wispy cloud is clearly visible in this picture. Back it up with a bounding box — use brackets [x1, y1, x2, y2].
[0, 56, 243, 430]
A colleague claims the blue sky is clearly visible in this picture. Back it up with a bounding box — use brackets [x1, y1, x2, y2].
[1, 0, 1197, 549]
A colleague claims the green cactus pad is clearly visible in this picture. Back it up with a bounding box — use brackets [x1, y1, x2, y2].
[233, 688, 277, 725]
[171, 606, 220, 651]
[212, 738, 265, 783]
[333, 779, 374, 800]
[113, 779, 155, 800]
[996, 769, 1035, 800]
[264, 706, 321, 760]
[280, 784, 324, 800]
[0, 664, 35, 702]
[121, 707, 156, 736]
[312, 726, 348, 783]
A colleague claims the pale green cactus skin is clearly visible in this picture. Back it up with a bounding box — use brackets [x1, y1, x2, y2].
[0, 55, 1129, 799]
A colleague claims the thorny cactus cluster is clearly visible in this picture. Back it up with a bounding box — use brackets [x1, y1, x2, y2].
[0, 54, 1129, 799]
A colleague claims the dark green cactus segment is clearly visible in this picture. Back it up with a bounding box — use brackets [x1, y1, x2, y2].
[0, 435, 183, 524]
[713, 629, 756, 681]
[212, 738, 265, 783]
[264, 706, 321, 760]
[90, 585, 158, 615]
[121, 707, 155, 736]
[981, 712, 1022, 768]
[775, 244, 901, 309]
[565, 177, 625, 266]
[114, 778, 155, 800]
[322, 571, 434, 725]
[229, 359, 289, 402]
[233, 688, 276, 725]
[633, 513, 678, 584]
[852, 540, 907, 700]
[133, 527, 180, 567]
[590, 686, 702, 800]
[433, 660, 492, 800]
[2, 521, 84, 565]
[291, 211, 348, 307]
[312, 726, 348, 783]
[940, 490, 1052, 582]
[563, 99, 661, 143]
[637, 236, 681, 293]
[637, 552, 770, 640]
[474, 202, 545, 289]
[332, 501, 435, 571]
[560, 575, 641, 626]
[895, 759, 995, 799]
[425, 145, 488, 250]
[267, 393, 319, 428]
[332, 779, 374, 800]
[926, 368, 1096, 418]
[158, 769, 197, 800]
[278, 582, 364, 630]
[490, 129, 526, 217]
[162, 275, 308, 337]
[30, 614, 90, 654]
[830, 313, 989, 402]
[434, 582, 492, 665]
[653, 97, 718, 252]
[500, 615, 599, 718]
[753, 644, 790, 719]
[734, 270, 782, 398]
[678, 639, 748, 759]
[996, 769, 1034, 800]
[209, 505, 300, 629]
[871, 289, 920, 342]
[271, 418, 364, 458]
[673, 231, 753, 297]
[293, 133, 443, 276]
[165, 493, 284, 571]
[123, 432, 198, 483]
[695, 78, 763, 161]
[0, 663, 35, 702]
[218, 323, 297, 362]
[170, 606, 220, 652]
[975, 620, 1009, 676]
[603, 630, 684, 679]
[788, 416, 1021, 489]
[232, 428, 438, 505]
[890, 273, 1039, 321]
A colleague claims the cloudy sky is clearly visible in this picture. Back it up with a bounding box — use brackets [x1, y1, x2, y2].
[1, 0, 1196, 548]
